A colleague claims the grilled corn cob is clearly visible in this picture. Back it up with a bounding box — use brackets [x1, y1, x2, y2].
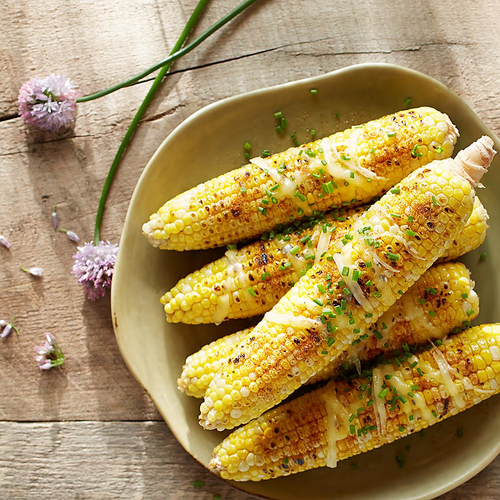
[209, 323, 500, 482]
[178, 262, 478, 397]
[143, 107, 458, 251]
[441, 196, 489, 261]
[163, 198, 487, 325]
[199, 137, 495, 430]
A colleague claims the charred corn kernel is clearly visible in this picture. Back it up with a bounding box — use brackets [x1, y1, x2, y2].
[143, 107, 459, 251]
[177, 328, 251, 397]
[162, 198, 486, 325]
[178, 261, 478, 397]
[162, 207, 367, 324]
[199, 137, 494, 431]
[309, 261, 479, 383]
[209, 324, 500, 481]
[440, 197, 488, 261]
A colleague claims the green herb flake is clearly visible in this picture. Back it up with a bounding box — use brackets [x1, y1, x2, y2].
[387, 131, 396, 138]
[310, 88, 318, 95]
[396, 453, 405, 468]
[435, 145, 443, 154]
[247, 287, 257, 297]
[480, 252, 487, 261]
[404, 97, 412, 106]
[240, 186, 247, 193]
[290, 245, 300, 255]
[391, 188, 401, 194]
[226, 244, 237, 250]
[461, 292, 468, 299]
[432, 195, 438, 206]
[274, 111, 283, 119]
[405, 229, 416, 237]
[387, 252, 400, 261]
[193, 480, 205, 488]
[243, 142, 252, 151]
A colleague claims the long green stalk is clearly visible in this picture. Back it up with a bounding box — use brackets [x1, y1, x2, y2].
[78, 0, 259, 104]
[93, 0, 210, 243]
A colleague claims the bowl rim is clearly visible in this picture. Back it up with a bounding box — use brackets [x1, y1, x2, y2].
[111, 62, 500, 500]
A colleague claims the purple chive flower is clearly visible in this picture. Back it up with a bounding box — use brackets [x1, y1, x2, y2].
[0, 235, 11, 249]
[0, 320, 7, 327]
[52, 205, 58, 229]
[20, 266, 43, 277]
[59, 229, 80, 242]
[18, 74, 79, 132]
[34, 332, 64, 370]
[72, 241, 118, 300]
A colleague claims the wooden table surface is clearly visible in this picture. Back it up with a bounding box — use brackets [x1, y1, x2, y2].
[1, 0, 499, 498]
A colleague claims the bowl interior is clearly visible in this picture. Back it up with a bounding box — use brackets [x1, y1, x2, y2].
[112, 63, 500, 500]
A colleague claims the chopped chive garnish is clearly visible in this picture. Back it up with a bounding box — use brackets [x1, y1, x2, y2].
[350, 171, 355, 179]
[417, 368, 424, 376]
[341, 154, 351, 161]
[243, 142, 252, 151]
[341, 299, 347, 310]
[404, 97, 412, 106]
[387, 252, 399, 261]
[305, 148, 316, 158]
[290, 245, 300, 255]
[310, 88, 317, 95]
[432, 411, 438, 418]
[321, 350, 328, 355]
[387, 131, 396, 137]
[411, 144, 423, 158]
[391, 188, 401, 194]
[352, 269, 362, 281]
[411, 385, 418, 391]
[461, 292, 468, 299]
[247, 287, 257, 297]
[193, 480, 205, 488]
[276, 125, 283, 134]
[240, 186, 247, 193]
[432, 195, 437, 206]
[342, 266, 350, 277]
[374, 330, 383, 340]
[366, 261, 372, 268]
[405, 229, 416, 237]
[261, 198, 269, 204]
[334, 305, 342, 315]
[399, 426, 406, 432]
[408, 216, 414, 222]
[350, 424, 356, 435]
[410, 361, 418, 368]
[384, 374, 393, 380]
[261, 149, 271, 158]
[281, 118, 287, 129]
[274, 111, 283, 119]
[466, 308, 475, 317]
[258, 207, 267, 216]
[261, 272, 271, 280]
[349, 414, 355, 422]
[313, 298, 324, 306]
[390, 213, 401, 218]
[227, 244, 237, 250]
[365, 313, 373, 318]
[300, 235, 310, 244]
[435, 145, 443, 153]
[429, 310, 437, 317]
[480, 252, 487, 261]
[318, 284, 326, 294]
[407, 392, 414, 398]
[378, 389, 389, 399]
[419, 298, 426, 304]
[428, 288, 437, 295]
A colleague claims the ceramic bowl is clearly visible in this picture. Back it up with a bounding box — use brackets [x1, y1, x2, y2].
[111, 63, 500, 500]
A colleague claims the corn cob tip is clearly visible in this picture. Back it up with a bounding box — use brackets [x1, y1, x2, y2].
[451, 136, 496, 187]
[443, 113, 459, 144]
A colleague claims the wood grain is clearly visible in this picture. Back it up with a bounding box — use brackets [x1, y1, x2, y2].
[1, 0, 499, 497]
[0, 421, 498, 500]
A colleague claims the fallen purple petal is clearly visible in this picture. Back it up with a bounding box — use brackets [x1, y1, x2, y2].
[39, 361, 53, 370]
[52, 206, 58, 229]
[21, 266, 43, 277]
[0, 235, 11, 249]
[1, 324, 12, 338]
[66, 230, 80, 243]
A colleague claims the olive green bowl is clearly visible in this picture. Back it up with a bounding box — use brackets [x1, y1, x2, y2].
[111, 63, 500, 500]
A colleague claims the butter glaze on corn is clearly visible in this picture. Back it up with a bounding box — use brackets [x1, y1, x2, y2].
[143, 107, 458, 251]
[162, 199, 486, 325]
[178, 261, 478, 397]
[209, 324, 500, 481]
[199, 137, 494, 431]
